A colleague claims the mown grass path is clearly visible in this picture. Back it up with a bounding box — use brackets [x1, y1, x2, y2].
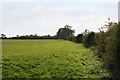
[2, 39, 110, 78]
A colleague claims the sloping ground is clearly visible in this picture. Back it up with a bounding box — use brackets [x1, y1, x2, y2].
[2, 39, 110, 78]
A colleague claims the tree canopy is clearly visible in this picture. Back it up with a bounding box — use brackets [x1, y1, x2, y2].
[76, 34, 83, 43]
[57, 25, 75, 40]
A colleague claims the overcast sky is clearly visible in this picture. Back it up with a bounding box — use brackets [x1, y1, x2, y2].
[0, 0, 119, 37]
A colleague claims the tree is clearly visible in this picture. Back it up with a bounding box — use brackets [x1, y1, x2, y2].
[76, 34, 83, 43]
[83, 32, 96, 48]
[82, 29, 89, 35]
[57, 25, 75, 40]
[16, 35, 19, 38]
[1, 34, 6, 39]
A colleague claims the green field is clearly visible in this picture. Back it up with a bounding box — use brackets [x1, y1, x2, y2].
[2, 39, 110, 78]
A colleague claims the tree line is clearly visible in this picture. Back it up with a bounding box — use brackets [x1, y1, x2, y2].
[0, 34, 58, 39]
[0, 25, 97, 48]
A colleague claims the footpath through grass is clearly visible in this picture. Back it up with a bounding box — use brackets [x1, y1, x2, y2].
[2, 39, 110, 78]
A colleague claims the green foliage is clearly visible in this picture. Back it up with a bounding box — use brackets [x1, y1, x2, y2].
[2, 39, 110, 78]
[94, 33, 100, 45]
[57, 25, 75, 40]
[103, 23, 120, 78]
[69, 36, 76, 42]
[83, 32, 96, 48]
[96, 21, 120, 78]
[97, 31, 106, 58]
[76, 34, 83, 43]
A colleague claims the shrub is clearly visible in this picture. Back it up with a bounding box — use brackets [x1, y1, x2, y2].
[104, 23, 120, 78]
[83, 32, 96, 48]
[97, 31, 106, 58]
[69, 36, 76, 42]
[76, 34, 83, 43]
[94, 33, 100, 45]
[97, 22, 120, 78]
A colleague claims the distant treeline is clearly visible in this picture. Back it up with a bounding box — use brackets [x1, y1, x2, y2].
[0, 34, 58, 39]
[0, 25, 97, 48]
[0, 25, 98, 46]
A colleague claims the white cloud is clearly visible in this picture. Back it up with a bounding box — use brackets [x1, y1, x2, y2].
[79, 15, 107, 22]
[28, 5, 95, 18]
[30, 4, 47, 16]
[1, 1, 117, 37]
[54, 7, 94, 14]
[100, 0, 119, 3]
[11, 10, 17, 15]
[2, 3, 31, 8]
[11, 10, 25, 20]
[32, 5, 46, 12]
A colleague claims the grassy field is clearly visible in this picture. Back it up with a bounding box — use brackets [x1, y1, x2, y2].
[2, 39, 110, 78]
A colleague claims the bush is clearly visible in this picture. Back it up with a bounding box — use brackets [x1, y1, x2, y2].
[97, 31, 106, 58]
[97, 22, 120, 78]
[104, 23, 120, 78]
[83, 32, 96, 48]
[94, 33, 100, 45]
[76, 34, 83, 43]
[69, 36, 76, 42]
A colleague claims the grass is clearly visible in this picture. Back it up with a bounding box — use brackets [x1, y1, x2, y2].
[2, 39, 110, 78]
